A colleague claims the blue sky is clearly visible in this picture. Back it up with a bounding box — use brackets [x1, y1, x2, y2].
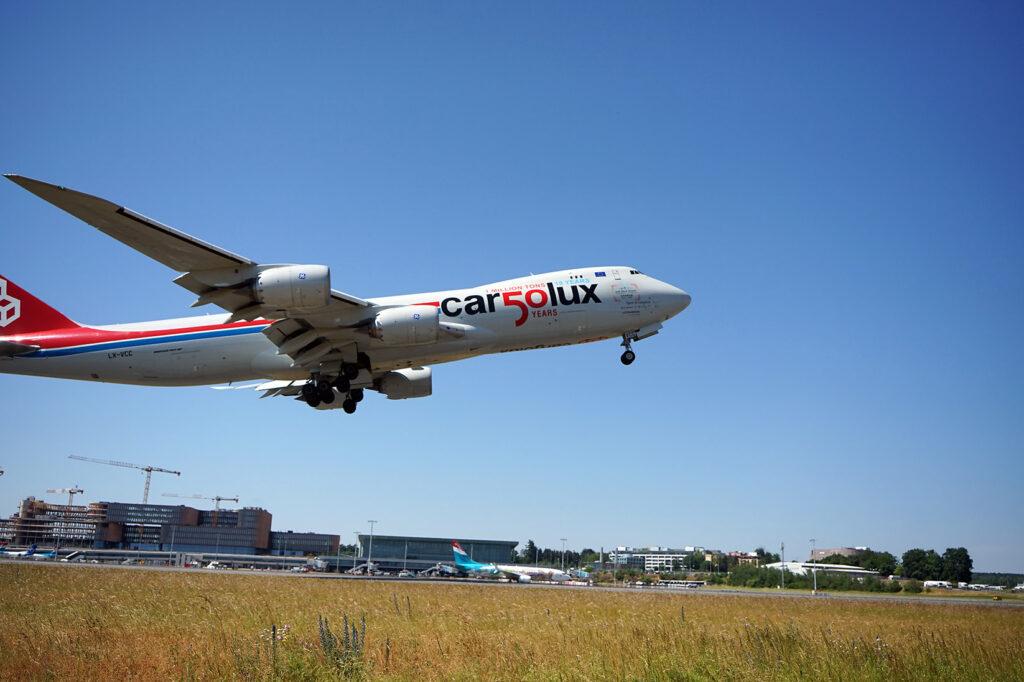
[1, 3, 1021, 571]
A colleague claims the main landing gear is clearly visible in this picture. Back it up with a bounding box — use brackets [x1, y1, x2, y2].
[301, 379, 336, 407]
[341, 389, 363, 414]
[620, 335, 636, 366]
[302, 378, 365, 414]
[301, 353, 372, 411]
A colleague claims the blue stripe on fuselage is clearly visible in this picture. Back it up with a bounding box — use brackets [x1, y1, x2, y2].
[27, 325, 269, 358]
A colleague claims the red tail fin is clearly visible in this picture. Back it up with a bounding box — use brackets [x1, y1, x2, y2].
[0, 275, 80, 336]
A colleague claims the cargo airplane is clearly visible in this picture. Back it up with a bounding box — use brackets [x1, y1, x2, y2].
[1, 175, 691, 414]
[451, 540, 573, 583]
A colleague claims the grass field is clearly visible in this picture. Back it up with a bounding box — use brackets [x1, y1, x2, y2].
[1, 564, 1022, 681]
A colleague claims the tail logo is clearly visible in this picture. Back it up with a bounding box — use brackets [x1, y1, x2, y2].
[0, 279, 21, 328]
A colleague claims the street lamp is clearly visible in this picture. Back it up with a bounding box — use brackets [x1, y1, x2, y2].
[367, 520, 378, 575]
[560, 538, 567, 571]
[810, 538, 818, 594]
[780, 541, 785, 589]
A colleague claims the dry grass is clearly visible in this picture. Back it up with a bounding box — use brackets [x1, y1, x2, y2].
[1, 564, 1022, 681]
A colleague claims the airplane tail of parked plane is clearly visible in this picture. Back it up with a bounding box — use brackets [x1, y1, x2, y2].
[0, 275, 81, 337]
[451, 540, 473, 568]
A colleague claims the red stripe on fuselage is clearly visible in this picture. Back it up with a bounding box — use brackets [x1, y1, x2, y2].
[1, 319, 273, 350]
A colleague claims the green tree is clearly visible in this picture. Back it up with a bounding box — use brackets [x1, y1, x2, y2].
[861, 550, 898, 576]
[755, 547, 780, 564]
[820, 549, 897, 576]
[902, 549, 943, 580]
[940, 547, 973, 583]
[520, 540, 538, 564]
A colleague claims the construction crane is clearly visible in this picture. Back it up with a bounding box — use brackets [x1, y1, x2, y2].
[47, 486, 85, 507]
[68, 455, 181, 503]
[46, 487, 84, 554]
[162, 493, 239, 527]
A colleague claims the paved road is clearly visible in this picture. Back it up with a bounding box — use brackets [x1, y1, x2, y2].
[3, 558, 1021, 609]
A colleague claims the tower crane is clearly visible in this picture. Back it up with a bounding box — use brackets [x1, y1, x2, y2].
[47, 486, 85, 507]
[68, 455, 181, 503]
[162, 493, 239, 527]
[46, 487, 84, 554]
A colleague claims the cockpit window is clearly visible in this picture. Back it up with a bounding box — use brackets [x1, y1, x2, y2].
[629, 269, 642, 275]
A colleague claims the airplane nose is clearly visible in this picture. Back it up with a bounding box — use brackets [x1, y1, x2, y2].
[676, 288, 692, 313]
[658, 282, 691, 316]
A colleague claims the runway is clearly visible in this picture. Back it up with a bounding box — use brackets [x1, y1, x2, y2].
[4, 557, 1020, 608]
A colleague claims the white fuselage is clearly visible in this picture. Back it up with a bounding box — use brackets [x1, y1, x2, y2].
[494, 564, 572, 582]
[0, 267, 689, 386]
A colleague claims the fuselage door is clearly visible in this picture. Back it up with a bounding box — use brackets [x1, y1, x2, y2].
[612, 269, 622, 280]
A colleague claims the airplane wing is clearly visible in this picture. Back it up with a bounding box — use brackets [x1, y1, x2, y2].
[500, 569, 525, 580]
[5, 175, 254, 272]
[5, 175, 375, 373]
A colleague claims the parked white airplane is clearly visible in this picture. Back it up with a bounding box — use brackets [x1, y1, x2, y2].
[0, 544, 57, 560]
[452, 541, 571, 583]
[1, 175, 690, 413]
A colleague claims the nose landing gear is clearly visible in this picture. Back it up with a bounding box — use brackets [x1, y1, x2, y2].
[620, 335, 637, 365]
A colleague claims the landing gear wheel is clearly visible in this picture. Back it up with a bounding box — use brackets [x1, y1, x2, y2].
[318, 381, 335, 404]
[342, 398, 357, 414]
[301, 382, 322, 408]
[357, 352, 372, 370]
[351, 388, 364, 403]
[333, 375, 350, 393]
[620, 350, 636, 366]
[343, 363, 360, 380]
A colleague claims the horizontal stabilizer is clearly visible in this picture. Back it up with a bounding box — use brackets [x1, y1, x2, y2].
[0, 341, 40, 357]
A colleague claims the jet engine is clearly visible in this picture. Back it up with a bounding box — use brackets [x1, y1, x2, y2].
[369, 306, 439, 346]
[375, 367, 432, 400]
[254, 265, 330, 310]
[517, 574, 532, 583]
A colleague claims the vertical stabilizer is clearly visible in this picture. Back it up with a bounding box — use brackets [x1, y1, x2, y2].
[0, 275, 80, 336]
[452, 540, 472, 567]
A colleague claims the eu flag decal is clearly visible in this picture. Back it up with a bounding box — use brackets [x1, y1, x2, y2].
[595, 271, 606, 277]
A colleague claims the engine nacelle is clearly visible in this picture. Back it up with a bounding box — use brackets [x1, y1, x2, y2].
[376, 367, 432, 400]
[254, 265, 330, 310]
[369, 306, 439, 346]
[517, 574, 532, 583]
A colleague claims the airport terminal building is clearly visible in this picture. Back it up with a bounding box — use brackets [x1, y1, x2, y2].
[0, 496, 523, 572]
[357, 534, 518, 573]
